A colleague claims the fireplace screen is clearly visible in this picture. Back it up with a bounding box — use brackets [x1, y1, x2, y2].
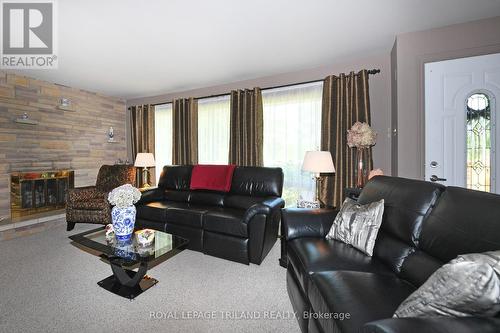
[11, 170, 74, 219]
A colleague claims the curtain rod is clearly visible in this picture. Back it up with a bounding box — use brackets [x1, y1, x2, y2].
[145, 68, 380, 107]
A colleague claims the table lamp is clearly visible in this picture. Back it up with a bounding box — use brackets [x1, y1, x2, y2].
[134, 153, 155, 188]
[302, 151, 335, 202]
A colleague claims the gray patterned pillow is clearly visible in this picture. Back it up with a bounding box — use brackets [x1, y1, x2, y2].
[394, 250, 500, 318]
[326, 198, 384, 256]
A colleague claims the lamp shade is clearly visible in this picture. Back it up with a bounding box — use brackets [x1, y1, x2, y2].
[302, 151, 335, 173]
[134, 153, 155, 167]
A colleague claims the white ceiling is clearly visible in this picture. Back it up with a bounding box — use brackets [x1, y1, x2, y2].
[10, 0, 500, 100]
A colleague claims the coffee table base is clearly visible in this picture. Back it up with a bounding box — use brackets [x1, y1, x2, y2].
[97, 274, 158, 300]
[98, 256, 158, 300]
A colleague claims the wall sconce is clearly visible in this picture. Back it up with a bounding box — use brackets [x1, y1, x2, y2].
[107, 126, 116, 143]
[60, 98, 71, 107]
[58, 97, 75, 111]
[15, 112, 38, 125]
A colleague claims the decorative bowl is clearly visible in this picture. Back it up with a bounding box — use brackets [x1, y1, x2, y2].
[135, 229, 155, 246]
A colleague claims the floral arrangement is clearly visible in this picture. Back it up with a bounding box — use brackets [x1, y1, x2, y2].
[107, 184, 141, 208]
[347, 122, 377, 148]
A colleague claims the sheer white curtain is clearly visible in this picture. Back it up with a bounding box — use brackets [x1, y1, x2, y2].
[198, 95, 230, 164]
[154, 103, 172, 184]
[263, 82, 323, 206]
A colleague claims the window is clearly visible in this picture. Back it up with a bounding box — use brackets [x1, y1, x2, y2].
[263, 82, 323, 206]
[154, 103, 172, 184]
[198, 95, 230, 164]
[466, 93, 493, 192]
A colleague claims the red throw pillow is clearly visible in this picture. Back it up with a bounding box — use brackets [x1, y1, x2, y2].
[190, 164, 236, 192]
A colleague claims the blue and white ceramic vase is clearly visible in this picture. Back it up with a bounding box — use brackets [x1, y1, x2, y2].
[111, 205, 136, 241]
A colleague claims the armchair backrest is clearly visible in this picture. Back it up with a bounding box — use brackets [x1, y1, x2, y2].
[95, 165, 136, 192]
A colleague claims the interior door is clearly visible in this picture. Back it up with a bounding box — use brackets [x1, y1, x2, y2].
[425, 53, 500, 192]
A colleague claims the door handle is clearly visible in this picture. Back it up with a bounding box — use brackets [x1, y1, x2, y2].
[430, 175, 447, 182]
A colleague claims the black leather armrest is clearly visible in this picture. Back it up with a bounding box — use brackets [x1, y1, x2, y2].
[281, 208, 338, 241]
[361, 317, 500, 333]
[244, 197, 285, 264]
[136, 187, 164, 205]
[244, 197, 285, 221]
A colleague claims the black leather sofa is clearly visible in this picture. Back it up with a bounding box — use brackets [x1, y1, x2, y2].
[282, 176, 500, 333]
[135, 165, 284, 265]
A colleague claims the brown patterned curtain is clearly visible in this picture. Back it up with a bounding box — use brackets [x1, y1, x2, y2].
[172, 98, 198, 165]
[130, 104, 155, 186]
[229, 88, 263, 166]
[320, 70, 373, 208]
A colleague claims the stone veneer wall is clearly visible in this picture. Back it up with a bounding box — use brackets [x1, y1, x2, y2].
[0, 72, 127, 222]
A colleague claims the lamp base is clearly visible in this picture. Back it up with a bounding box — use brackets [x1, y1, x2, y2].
[141, 167, 151, 188]
[314, 175, 321, 203]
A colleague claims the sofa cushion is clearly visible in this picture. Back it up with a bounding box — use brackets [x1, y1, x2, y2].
[357, 176, 445, 276]
[399, 249, 444, 287]
[165, 204, 210, 228]
[135, 201, 172, 222]
[224, 195, 267, 210]
[157, 165, 193, 190]
[420, 187, 500, 263]
[358, 176, 444, 247]
[164, 189, 190, 202]
[308, 271, 415, 333]
[204, 208, 247, 237]
[229, 166, 283, 197]
[189, 191, 224, 207]
[287, 238, 394, 293]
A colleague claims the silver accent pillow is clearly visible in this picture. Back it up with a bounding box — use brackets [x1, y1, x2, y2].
[394, 250, 500, 318]
[326, 198, 384, 256]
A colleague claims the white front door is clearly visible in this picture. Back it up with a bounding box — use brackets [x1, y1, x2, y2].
[425, 53, 500, 192]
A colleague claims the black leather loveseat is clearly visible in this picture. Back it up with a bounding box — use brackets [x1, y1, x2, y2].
[282, 176, 500, 333]
[136, 165, 284, 265]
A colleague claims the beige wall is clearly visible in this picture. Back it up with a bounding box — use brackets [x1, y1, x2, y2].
[127, 53, 393, 176]
[0, 72, 128, 222]
[393, 16, 500, 179]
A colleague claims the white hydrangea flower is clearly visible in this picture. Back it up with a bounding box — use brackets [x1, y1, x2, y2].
[108, 184, 142, 208]
[347, 122, 377, 148]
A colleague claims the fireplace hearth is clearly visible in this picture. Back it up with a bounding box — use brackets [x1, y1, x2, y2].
[10, 170, 74, 219]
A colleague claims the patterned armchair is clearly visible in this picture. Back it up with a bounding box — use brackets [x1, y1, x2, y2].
[66, 165, 136, 231]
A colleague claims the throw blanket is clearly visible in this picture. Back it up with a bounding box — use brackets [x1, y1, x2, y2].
[190, 164, 236, 192]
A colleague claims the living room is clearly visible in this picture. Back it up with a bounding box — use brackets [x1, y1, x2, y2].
[1, 1, 500, 332]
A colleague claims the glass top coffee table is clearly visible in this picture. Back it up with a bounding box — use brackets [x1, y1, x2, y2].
[69, 227, 189, 299]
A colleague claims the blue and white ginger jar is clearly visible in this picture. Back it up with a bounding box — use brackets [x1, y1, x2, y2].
[111, 205, 136, 241]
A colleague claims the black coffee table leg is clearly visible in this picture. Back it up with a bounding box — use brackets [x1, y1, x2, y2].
[97, 256, 158, 299]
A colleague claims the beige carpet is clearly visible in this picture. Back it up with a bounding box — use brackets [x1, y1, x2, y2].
[0, 223, 300, 333]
